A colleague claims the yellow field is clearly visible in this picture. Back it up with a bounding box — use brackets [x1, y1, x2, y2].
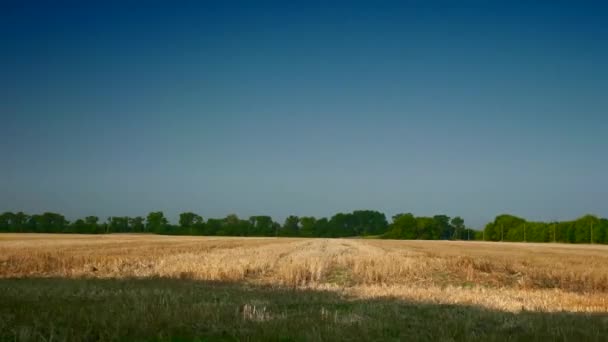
[2, 233, 607, 313]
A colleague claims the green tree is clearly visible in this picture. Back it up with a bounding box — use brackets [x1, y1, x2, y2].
[415, 217, 438, 239]
[2, 212, 29, 232]
[427, 215, 448, 240]
[129, 216, 144, 233]
[179, 212, 203, 234]
[299, 216, 316, 237]
[220, 214, 250, 236]
[146, 212, 168, 233]
[30, 212, 68, 233]
[179, 212, 203, 228]
[484, 215, 526, 241]
[71, 219, 87, 233]
[352, 210, 388, 236]
[328, 213, 356, 237]
[384, 213, 417, 239]
[314, 218, 329, 237]
[0, 212, 11, 232]
[108, 216, 130, 233]
[204, 218, 222, 235]
[84, 216, 100, 233]
[572, 215, 598, 243]
[249, 216, 276, 236]
[281, 215, 300, 236]
[450, 216, 464, 240]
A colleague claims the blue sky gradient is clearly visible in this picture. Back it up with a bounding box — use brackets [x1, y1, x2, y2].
[2, 1, 607, 227]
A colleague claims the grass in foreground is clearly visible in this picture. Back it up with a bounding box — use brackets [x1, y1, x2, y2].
[1, 277, 607, 342]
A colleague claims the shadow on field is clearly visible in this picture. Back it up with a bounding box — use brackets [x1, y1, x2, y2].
[0, 277, 606, 341]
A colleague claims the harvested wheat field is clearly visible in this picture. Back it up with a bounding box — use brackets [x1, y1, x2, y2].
[1, 234, 608, 341]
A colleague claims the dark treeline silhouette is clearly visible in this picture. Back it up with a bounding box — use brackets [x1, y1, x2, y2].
[1, 211, 607, 243]
[483, 214, 608, 244]
[0, 210, 389, 237]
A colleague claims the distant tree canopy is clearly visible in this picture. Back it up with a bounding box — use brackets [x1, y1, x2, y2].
[483, 214, 608, 244]
[1, 210, 607, 244]
[383, 214, 475, 240]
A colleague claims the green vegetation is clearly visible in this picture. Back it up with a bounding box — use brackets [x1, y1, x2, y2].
[1, 278, 606, 342]
[483, 214, 608, 243]
[0, 210, 390, 237]
[1, 210, 607, 243]
[383, 214, 475, 240]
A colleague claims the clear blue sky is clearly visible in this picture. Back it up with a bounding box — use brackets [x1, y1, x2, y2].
[2, 1, 607, 227]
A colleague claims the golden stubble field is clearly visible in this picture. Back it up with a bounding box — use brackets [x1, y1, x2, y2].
[1, 233, 607, 314]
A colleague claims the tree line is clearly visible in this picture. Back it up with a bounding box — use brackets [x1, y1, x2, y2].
[483, 214, 608, 244]
[0, 210, 389, 237]
[1, 210, 607, 243]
